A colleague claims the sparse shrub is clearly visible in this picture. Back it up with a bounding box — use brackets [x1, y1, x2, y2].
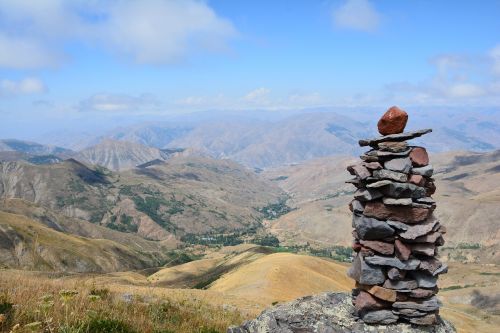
[253, 235, 280, 247]
[0, 294, 14, 329]
[90, 287, 110, 300]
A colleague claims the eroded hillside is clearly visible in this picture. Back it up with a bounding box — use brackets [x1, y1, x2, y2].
[0, 156, 284, 241]
[263, 150, 500, 264]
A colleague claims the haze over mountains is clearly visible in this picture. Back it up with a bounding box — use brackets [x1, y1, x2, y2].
[22, 107, 500, 169]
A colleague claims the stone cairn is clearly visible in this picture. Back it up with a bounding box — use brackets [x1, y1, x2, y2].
[347, 106, 448, 326]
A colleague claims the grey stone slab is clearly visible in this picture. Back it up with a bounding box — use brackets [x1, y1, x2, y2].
[354, 188, 383, 201]
[398, 217, 439, 240]
[359, 129, 433, 147]
[353, 214, 395, 240]
[383, 197, 413, 206]
[361, 310, 399, 324]
[393, 296, 440, 312]
[384, 157, 412, 174]
[365, 255, 420, 270]
[348, 254, 386, 285]
[412, 165, 434, 177]
[411, 271, 439, 288]
[373, 169, 408, 182]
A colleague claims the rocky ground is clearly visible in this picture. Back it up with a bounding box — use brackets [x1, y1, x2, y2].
[228, 292, 456, 333]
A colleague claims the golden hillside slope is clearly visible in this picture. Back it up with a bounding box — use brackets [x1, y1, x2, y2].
[209, 252, 354, 306]
[206, 252, 499, 333]
[0, 210, 176, 272]
[148, 244, 274, 288]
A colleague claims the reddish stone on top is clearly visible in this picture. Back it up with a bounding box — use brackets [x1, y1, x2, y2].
[377, 106, 409, 135]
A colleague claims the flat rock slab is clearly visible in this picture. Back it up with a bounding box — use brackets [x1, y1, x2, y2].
[377, 141, 409, 152]
[373, 169, 408, 182]
[359, 129, 433, 147]
[384, 157, 412, 173]
[353, 214, 395, 240]
[412, 165, 434, 177]
[360, 240, 395, 255]
[363, 201, 432, 224]
[398, 217, 439, 240]
[367, 180, 426, 199]
[361, 309, 399, 325]
[365, 255, 420, 270]
[355, 188, 383, 201]
[228, 292, 456, 333]
[393, 296, 440, 312]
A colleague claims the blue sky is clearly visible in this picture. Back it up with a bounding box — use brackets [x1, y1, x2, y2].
[0, 0, 500, 137]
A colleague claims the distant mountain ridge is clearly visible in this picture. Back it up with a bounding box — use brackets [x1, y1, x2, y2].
[78, 139, 169, 171]
[34, 108, 500, 169]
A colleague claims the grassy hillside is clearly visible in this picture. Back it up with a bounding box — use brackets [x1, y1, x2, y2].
[2, 250, 498, 332]
[148, 244, 274, 288]
[0, 270, 243, 333]
[0, 156, 284, 240]
[0, 210, 183, 272]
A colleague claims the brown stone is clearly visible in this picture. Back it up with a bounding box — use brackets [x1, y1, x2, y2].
[357, 283, 397, 302]
[408, 313, 438, 325]
[409, 174, 426, 186]
[363, 161, 382, 170]
[377, 106, 408, 135]
[410, 147, 429, 167]
[354, 291, 388, 314]
[395, 239, 411, 260]
[419, 258, 443, 275]
[363, 201, 432, 224]
[360, 240, 394, 255]
[377, 141, 409, 152]
[352, 242, 362, 252]
[359, 247, 375, 256]
[347, 164, 371, 180]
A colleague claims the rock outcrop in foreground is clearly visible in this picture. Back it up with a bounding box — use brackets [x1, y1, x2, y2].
[228, 292, 456, 333]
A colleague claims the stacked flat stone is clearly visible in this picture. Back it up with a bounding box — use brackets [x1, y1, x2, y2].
[347, 106, 448, 326]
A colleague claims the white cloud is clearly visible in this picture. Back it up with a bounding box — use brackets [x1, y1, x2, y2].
[447, 83, 485, 98]
[0, 77, 46, 96]
[78, 93, 159, 112]
[0, 0, 237, 68]
[385, 46, 500, 106]
[99, 0, 236, 64]
[333, 0, 380, 32]
[244, 87, 271, 104]
[0, 33, 62, 69]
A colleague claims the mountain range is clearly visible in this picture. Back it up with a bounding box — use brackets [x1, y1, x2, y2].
[27, 107, 500, 169]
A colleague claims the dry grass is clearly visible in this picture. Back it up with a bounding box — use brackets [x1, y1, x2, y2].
[0, 270, 243, 333]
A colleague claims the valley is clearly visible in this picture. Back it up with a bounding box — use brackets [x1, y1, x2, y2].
[0, 137, 499, 332]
